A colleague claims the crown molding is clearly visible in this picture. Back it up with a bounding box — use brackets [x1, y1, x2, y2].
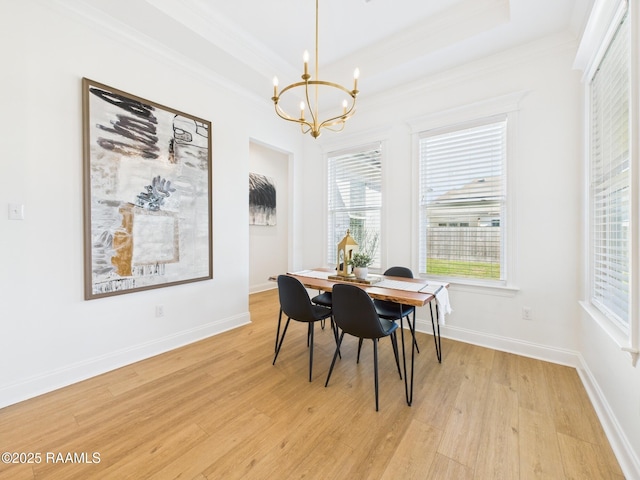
[145, 0, 298, 81]
[40, 0, 268, 107]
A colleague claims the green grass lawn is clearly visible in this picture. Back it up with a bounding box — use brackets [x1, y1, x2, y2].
[427, 258, 500, 280]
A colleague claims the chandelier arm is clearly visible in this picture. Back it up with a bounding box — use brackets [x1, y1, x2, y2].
[319, 110, 352, 128]
[277, 80, 356, 99]
[306, 80, 356, 96]
[304, 81, 319, 134]
[322, 122, 347, 133]
[272, 81, 308, 124]
[305, 81, 358, 131]
[317, 96, 357, 131]
[318, 114, 349, 131]
[273, 103, 314, 132]
[277, 80, 309, 97]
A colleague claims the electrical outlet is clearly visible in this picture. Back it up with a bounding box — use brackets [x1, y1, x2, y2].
[155, 305, 164, 317]
[8, 203, 24, 220]
[522, 306, 533, 320]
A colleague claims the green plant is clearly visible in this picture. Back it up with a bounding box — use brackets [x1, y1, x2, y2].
[350, 227, 379, 260]
[348, 252, 373, 268]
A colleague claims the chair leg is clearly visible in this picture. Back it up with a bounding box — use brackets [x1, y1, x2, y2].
[275, 309, 283, 353]
[390, 331, 402, 379]
[318, 291, 326, 331]
[308, 323, 315, 381]
[330, 317, 341, 359]
[357, 338, 364, 363]
[373, 338, 379, 411]
[325, 331, 345, 387]
[273, 317, 291, 365]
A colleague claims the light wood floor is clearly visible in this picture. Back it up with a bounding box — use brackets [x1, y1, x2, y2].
[0, 289, 624, 479]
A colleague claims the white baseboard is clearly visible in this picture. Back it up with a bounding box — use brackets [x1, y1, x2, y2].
[576, 354, 640, 479]
[250, 282, 277, 294]
[0, 312, 250, 409]
[414, 318, 580, 367]
[414, 317, 640, 480]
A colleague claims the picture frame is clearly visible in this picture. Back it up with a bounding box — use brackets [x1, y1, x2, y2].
[82, 78, 213, 299]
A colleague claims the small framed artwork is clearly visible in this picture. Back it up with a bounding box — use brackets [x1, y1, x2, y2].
[249, 172, 276, 226]
[82, 78, 213, 299]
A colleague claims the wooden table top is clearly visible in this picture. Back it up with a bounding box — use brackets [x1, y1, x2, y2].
[271, 269, 447, 308]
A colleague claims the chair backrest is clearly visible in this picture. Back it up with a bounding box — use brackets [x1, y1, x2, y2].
[277, 275, 316, 322]
[383, 266, 413, 278]
[332, 284, 387, 339]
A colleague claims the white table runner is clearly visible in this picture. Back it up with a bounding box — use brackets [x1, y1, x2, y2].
[288, 269, 331, 279]
[375, 279, 428, 292]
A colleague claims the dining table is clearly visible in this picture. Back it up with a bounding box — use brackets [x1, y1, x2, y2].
[272, 268, 449, 406]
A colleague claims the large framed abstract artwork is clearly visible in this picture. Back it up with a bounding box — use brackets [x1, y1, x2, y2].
[82, 78, 212, 299]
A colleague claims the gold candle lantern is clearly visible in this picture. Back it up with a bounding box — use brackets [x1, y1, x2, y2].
[335, 229, 358, 277]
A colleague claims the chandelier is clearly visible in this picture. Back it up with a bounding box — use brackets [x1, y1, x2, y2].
[271, 0, 359, 138]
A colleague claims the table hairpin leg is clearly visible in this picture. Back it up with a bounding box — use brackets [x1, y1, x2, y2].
[400, 303, 415, 406]
[404, 292, 444, 406]
[428, 287, 443, 363]
[434, 303, 442, 363]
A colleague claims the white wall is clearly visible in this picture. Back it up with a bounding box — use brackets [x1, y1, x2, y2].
[0, 1, 300, 408]
[249, 142, 290, 293]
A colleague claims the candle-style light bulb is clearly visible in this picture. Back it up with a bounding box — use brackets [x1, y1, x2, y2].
[342, 99, 348, 115]
[353, 68, 360, 92]
[273, 76, 279, 98]
[303, 50, 309, 77]
[299, 101, 305, 119]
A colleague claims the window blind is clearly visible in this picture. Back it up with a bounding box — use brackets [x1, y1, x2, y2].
[590, 12, 630, 329]
[418, 118, 506, 281]
[327, 143, 382, 268]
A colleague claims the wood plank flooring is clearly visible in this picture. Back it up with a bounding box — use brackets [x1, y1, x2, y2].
[0, 289, 624, 479]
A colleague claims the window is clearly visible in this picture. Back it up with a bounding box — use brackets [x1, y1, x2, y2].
[327, 143, 382, 268]
[418, 117, 507, 282]
[589, 12, 630, 330]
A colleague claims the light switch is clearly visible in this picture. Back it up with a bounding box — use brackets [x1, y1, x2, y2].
[8, 203, 25, 220]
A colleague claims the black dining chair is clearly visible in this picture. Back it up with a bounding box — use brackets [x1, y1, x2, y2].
[311, 291, 332, 309]
[374, 266, 420, 353]
[311, 263, 342, 311]
[311, 286, 340, 359]
[325, 283, 402, 411]
[273, 275, 334, 382]
[312, 290, 333, 333]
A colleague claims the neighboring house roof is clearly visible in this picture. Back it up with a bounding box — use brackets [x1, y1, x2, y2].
[427, 176, 502, 223]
